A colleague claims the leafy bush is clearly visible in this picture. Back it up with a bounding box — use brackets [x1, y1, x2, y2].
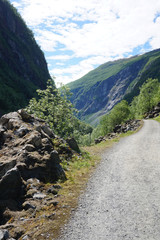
[130, 78, 160, 118]
[100, 100, 130, 135]
[26, 80, 93, 139]
[94, 78, 160, 140]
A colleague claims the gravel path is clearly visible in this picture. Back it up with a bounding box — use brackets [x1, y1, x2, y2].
[58, 120, 160, 240]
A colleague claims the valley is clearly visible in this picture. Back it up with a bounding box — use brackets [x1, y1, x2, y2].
[67, 49, 160, 124]
[0, 0, 160, 239]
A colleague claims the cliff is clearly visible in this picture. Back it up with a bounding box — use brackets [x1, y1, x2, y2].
[0, 0, 51, 115]
[67, 49, 160, 124]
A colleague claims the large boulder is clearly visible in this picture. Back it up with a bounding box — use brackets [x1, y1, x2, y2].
[0, 167, 23, 200]
[0, 159, 17, 178]
[0, 229, 9, 240]
[17, 150, 66, 182]
[66, 137, 80, 153]
[0, 112, 21, 130]
[0, 126, 6, 147]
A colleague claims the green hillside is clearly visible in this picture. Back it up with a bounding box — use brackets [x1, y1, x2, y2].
[67, 49, 160, 124]
[0, 0, 51, 115]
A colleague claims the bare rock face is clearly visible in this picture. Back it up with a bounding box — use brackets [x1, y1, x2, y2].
[0, 110, 72, 202]
[0, 110, 81, 237]
[0, 109, 67, 182]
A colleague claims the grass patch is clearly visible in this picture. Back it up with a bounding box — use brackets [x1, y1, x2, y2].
[155, 115, 160, 123]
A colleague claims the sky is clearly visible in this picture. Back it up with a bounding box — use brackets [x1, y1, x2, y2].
[11, 0, 160, 86]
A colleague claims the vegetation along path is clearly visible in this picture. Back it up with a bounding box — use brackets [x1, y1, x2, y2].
[58, 120, 160, 240]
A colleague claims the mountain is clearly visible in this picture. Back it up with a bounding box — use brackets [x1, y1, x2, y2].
[0, 0, 51, 115]
[67, 49, 160, 124]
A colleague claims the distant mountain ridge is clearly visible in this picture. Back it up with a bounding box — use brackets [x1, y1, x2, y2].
[67, 49, 160, 124]
[0, 0, 51, 115]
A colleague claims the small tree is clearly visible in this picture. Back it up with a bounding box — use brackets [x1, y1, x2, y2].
[26, 79, 76, 138]
[136, 78, 159, 116]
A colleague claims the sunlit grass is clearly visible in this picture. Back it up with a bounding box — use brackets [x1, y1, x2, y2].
[155, 115, 160, 123]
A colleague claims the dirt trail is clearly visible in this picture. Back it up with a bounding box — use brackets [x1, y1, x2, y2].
[58, 120, 160, 240]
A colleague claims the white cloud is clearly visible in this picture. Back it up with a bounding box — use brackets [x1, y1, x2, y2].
[47, 55, 73, 60]
[55, 62, 65, 66]
[50, 55, 117, 85]
[12, 0, 160, 85]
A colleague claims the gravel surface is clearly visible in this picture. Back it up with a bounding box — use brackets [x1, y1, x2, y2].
[57, 120, 160, 240]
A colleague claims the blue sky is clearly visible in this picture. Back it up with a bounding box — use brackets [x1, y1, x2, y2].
[11, 0, 160, 86]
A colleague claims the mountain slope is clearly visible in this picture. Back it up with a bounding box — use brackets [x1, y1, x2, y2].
[67, 49, 160, 124]
[0, 0, 51, 115]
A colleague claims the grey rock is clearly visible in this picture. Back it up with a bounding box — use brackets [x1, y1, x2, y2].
[0, 167, 23, 200]
[35, 125, 41, 133]
[50, 150, 60, 164]
[41, 125, 55, 138]
[41, 138, 52, 152]
[154, 106, 160, 111]
[0, 159, 17, 178]
[18, 109, 32, 122]
[47, 186, 58, 195]
[0, 126, 6, 147]
[33, 193, 46, 199]
[48, 200, 59, 207]
[27, 132, 42, 148]
[0, 229, 9, 240]
[66, 137, 80, 153]
[41, 138, 51, 145]
[113, 120, 141, 134]
[26, 178, 40, 185]
[0, 112, 20, 126]
[7, 119, 19, 130]
[52, 184, 62, 189]
[22, 201, 36, 210]
[23, 144, 35, 152]
[15, 127, 29, 137]
[16, 163, 27, 173]
[0, 125, 6, 135]
[95, 136, 106, 144]
[22, 236, 30, 240]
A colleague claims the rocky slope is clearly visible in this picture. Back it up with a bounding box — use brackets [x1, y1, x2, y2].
[0, 0, 51, 115]
[94, 119, 141, 144]
[0, 110, 80, 239]
[67, 49, 160, 125]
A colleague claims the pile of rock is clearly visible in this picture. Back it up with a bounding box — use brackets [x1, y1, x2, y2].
[113, 119, 141, 134]
[94, 132, 118, 144]
[0, 109, 80, 239]
[94, 119, 141, 144]
[144, 102, 160, 119]
[94, 136, 106, 144]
